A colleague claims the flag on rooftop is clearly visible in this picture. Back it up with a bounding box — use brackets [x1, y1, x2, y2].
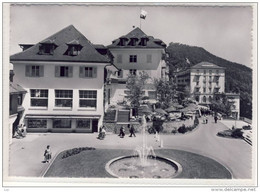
[140, 9, 147, 19]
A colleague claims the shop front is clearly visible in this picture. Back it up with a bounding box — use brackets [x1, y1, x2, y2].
[25, 114, 100, 133]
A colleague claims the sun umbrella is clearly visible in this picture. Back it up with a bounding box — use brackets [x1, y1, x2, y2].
[165, 106, 177, 113]
[171, 103, 184, 109]
[154, 108, 168, 115]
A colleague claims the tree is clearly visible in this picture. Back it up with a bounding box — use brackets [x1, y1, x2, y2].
[154, 78, 177, 108]
[211, 93, 232, 117]
[126, 71, 150, 116]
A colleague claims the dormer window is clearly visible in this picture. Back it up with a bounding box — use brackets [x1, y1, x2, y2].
[66, 40, 82, 56]
[39, 39, 57, 55]
[119, 37, 128, 46]
[128, 38, 138, 46]
[140, 37, 148, 46]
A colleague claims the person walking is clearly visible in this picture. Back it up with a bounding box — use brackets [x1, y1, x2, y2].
[44, 145, 52, 163]
[129, 125, 136, 137]
[214, 115, 218, 123]
[119, 126, 125, 138]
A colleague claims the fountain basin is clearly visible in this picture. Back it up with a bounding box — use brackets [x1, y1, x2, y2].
[105, 155, 183, 178]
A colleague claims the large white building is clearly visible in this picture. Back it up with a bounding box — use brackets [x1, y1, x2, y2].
[176, 62, 240, 118]
[105, 27, 168, 107]
[10, 25, 113, 133]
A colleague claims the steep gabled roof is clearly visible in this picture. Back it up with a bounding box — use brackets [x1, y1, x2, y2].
[10, 82, 27, 95]
[10, 25, 110, 63]
[191, 62, 224, 69]
[107, 27, 166, 49]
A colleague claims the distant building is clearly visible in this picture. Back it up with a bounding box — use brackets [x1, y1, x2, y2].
[176, 62, 239, 119]
[10, 25, 113, 133]
[9, 70, 27, 143]
[106, 27, 168, 108]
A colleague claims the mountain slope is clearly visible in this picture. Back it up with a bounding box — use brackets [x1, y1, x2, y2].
[166, 43, 252, 119]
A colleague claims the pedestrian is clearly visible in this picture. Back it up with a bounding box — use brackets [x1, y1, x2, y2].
[44, 145, 52, 163]
[214, 116, 218, 123]
[129, 125, 136, 137]
[203, 115, 206, 124]
[205, 116, 208, 124]
[98, 125, 106, 139]
[119, 126, 125, 138]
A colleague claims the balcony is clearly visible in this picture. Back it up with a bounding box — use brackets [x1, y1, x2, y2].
[195, 85, 201, 88]
[215, 85, 221, 89]
[194, 91, 201, 95]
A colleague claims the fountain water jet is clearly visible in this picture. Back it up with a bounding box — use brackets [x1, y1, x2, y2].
[105, 115, 182, 178]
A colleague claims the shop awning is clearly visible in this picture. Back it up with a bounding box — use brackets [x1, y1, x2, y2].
[25, 114, 101, 119]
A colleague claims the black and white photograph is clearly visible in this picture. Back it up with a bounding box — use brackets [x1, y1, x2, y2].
[3, 2, 257, 189]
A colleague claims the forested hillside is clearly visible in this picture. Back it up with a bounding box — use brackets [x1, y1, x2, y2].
[166, 43, 252, 119]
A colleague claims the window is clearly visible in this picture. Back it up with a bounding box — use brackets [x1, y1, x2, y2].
[129, 55, 137, 63]
[209, 88, 212, 93]
[17, 94, 23, 106]
[55, 66, 73, 77]
[209, 70, 212, 74]
[117, 55, 122, 63]
[203, 96, 207, 103]
[196, 81, 199, 86]
[76, 119, 91, 129]
[129, 69, 137, 76]
[216, 70, 219, 74]
[204, 70, 206, 74]
[30, 89, 48, 107]
[39, 44, 55, 55]
[117, 69, 123, 78]
[79, 90, 97, 108]
[28, 119, 47, 128]
[53, 119, 71, 128]
[25, 65, 44, 77]
[68, 45, 82, 56]
[55, 90, 73, 107]
[79, 66, 97, 78]
[195, 96, 200, 102]
[203, 88, 206, 93]
[209, 96, 212, 102]
[147, 55, 152, 63]
[196, 70, 200, 74]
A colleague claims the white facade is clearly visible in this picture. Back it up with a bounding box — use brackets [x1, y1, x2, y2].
[12, 61, 106, 132]
[106, 48, 167, 106]
[190, 67, 225, 104]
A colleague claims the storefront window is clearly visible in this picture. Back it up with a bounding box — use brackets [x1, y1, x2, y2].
[76, 119, 91, 129]
[53, 119, 71, 128]
[28, 119, 47, 128]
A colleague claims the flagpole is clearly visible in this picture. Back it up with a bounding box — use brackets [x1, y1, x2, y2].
[140, 7, 142, 29]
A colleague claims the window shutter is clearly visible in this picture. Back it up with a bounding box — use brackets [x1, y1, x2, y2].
[69, 66, 73, 77]
[25, 65, 30, 77]
[39, 66, 44, 77]
[79, 66, 84, 78]
[93, 67, 97, 78]
[55, 66, 60, 77]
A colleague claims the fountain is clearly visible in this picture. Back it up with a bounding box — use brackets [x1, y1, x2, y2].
[105, 115, 182, 178]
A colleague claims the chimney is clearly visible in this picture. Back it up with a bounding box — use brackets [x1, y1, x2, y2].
[9, 70, 14, 82]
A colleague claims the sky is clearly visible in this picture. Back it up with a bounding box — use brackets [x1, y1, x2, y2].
[9, 4, 253, 68]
